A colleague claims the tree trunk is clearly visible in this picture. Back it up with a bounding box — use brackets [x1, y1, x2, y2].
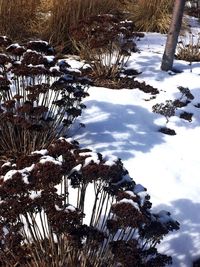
[161, 0, 186, 71]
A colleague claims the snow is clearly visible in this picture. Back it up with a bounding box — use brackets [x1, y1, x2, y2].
[125, 190, 137, 198]
[1, 162, 12, 168]
[118, 198, 140, 211]
[44, 55, 55, 63]
[71, 164, 82, 173]
[6, 43, 21, 49]
[134, 184, 146, 194]
[39, 155, 62, 165]
[29, 190, 42, 200]
[79, 151, 100, 166]
[28, 40, 49, 45]
[3, 164, 35, 184]
[71, 20, 200, 266]
[103, 153, 118, 166]
[63, 58, 90, 70]
[153, 210, 174, 224]
[3, 169, 18, 181]
[31, 149, 48, 155]
[55, 204, 76, 212]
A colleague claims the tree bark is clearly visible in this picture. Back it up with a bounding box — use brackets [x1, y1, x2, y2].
[161, 0, 186, 71]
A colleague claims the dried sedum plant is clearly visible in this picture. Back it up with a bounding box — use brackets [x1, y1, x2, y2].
[152, 100, 176, 123]
[0, 37, 90, 158]
[152, 86, 194, 123]
[70, 14, 140, 78]
[0, 138, 179, 267]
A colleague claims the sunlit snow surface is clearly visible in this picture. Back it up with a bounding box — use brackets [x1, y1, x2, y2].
[69, 17, 200, 267]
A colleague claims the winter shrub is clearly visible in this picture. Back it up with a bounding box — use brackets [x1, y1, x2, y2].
[176, 34, 200, 63]
[70, 14, 139, 78]
[152, 100, 176, 123]
[152, 86, 194, 123]
[177, 86, 194, 101]
[0, 37, 90, 157]
[185, 2, 200, 19]
[0, 137, 179, 267]
[126, 0, 173, 33]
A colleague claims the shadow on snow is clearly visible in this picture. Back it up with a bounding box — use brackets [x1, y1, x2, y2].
[73, 100, 165, 160]
[154, 199, 200, 266]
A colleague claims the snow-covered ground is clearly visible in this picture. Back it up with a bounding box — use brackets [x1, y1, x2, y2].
[71, 17, 200, 267]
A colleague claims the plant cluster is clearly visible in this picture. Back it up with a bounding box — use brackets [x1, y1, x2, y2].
[70, 14, 141, 78]
[177, 86, 194, 101]
[0, 0, 125, 47]
[0, 37, 90, 158]
[176, 34, 200, 63]
[152, 100, 175, 123]
[93, 76, 160, 92]
[185, 2, 200, 19]
[126, 0, 173, 33]
[152, 86, 194, 123]
[0, 137, 179, 267]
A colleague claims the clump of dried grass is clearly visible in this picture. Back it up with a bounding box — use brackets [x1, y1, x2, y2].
[0, 0, 40, 40]
[0, 0, 124, 48]
[127, 0, 173, 33]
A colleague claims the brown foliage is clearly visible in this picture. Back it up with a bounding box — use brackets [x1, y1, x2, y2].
[0, 38, 90, 157]
[70, 14, 138, 78]
[0, 138, 179, 266]
[0, 0, 40, 40]
[43, 0, 123, 48]
[127, 0, 173, 33]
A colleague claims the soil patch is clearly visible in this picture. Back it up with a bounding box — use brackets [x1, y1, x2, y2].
[93, 77, 159, 94]
[179, 111, 193, 122]
[159, 127, 176, 136]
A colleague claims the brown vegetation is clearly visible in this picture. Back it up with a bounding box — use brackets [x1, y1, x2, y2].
[40, 0, 123, 49]
[0, 0, 40, 40]
[0, 0, 174, 46]
[176, 35, 200, 62]
[127, 0, 173, 33]
[0, 138, 179, 266]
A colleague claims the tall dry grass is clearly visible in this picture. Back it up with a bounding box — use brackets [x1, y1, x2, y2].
[0, 0, 123, 47]
[0, 0, 40, 40]
[127, 0, 174, 33]
[44, 0, 122, 48]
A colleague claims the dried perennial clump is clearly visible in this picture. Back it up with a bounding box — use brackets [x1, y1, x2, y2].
[0, 138, 179, 267]
[70, 14, 142, 78]
[152, 86, 194, 123]
[0, 37, 91, 157]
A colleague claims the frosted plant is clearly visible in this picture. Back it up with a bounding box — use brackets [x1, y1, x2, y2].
[0, 138, 179, 267]
[0, 38, 90, 157]
[152, 100, 176, 123]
